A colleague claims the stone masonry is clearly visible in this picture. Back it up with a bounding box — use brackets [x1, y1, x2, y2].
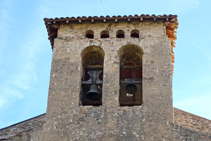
[0, 15, 210, 141]
[1, 109, 211, 140]
[43, 16, 173, 141]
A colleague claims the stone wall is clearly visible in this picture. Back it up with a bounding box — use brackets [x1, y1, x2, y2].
[174, 108, 211, 136]
[42, 20, 174, 140]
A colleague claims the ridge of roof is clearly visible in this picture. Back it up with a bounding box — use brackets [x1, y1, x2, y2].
[44, 14, 177, 22]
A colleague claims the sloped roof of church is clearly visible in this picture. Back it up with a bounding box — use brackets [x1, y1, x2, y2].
[1, 108, 210, 140]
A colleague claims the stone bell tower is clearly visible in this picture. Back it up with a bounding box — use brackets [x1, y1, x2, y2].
[43, 14, 178, 140]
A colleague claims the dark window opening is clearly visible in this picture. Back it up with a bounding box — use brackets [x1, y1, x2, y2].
[131, 29, 139, 38]
[86, 34, 94, 38]
[86, 30, 94, 39]
[119, 45, 143, 106]
[116, 30, 125, 38]
[101, 30, 109, 38]
[81, 46, 104, 106]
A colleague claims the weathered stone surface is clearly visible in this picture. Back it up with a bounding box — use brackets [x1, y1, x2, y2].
[43, 21, 173, 140]
[0, 114, 45, 141]
[1, 109, 211, 140]
[1, 16, 210, 141]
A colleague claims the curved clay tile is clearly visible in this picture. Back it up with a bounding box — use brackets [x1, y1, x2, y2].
[151, 14, 156, 17]
[145, 14, 150, 17]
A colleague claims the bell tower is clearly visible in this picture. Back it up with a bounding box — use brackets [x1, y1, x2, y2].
[43, 14, 178, 140]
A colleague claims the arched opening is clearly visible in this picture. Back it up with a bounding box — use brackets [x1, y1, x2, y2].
[116, 30, 125, 38]
[86, 30, 94, 39]
[119, 44, 143, 106]
[101, 30, 109, 38]
[81, 46, 104, 106]
[131, 29, 139, 38]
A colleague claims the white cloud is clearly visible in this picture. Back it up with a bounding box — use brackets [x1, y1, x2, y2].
[0, 1, 11, 63]
[3, 87, 23, 99]
[0, 97, 7, 108]
[0, 3, 49, 109]
[0, 86, 23, 108]
[11, 70, 36, 90]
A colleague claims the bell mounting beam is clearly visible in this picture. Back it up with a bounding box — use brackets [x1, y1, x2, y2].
[82, 70, 103, 84]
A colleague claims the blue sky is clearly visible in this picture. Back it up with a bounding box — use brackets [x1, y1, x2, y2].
[0, 0, 211, 128]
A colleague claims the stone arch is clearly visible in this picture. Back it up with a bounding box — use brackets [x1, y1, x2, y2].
[80, 46, 105, 106]
[119, 44, 143, 65]
[116, 30, 125, 38]
[100, 30, 109, 38]
[131, 29, 139, 38]
[81, 46, 105, 69]
[118, 44, 143, 106]
[85, 30, 94, 39]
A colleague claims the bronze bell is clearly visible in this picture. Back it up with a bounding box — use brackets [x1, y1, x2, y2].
[86, 84, 101, 101]
[125, 83, 137, 94]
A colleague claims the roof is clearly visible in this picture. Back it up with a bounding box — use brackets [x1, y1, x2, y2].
[174, 108, 211, 136]
[43, 14, 178, 74]
[1, 108, 211, 140]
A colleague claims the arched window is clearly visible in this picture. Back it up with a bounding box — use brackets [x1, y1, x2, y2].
[131, 29, 139, 38]
[86, 30, 94, 39]
[119, 44, 143, 106]
[116, 30, 125, 38]
[80, 46, 104, 106]
[100, 30, 109, 38]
